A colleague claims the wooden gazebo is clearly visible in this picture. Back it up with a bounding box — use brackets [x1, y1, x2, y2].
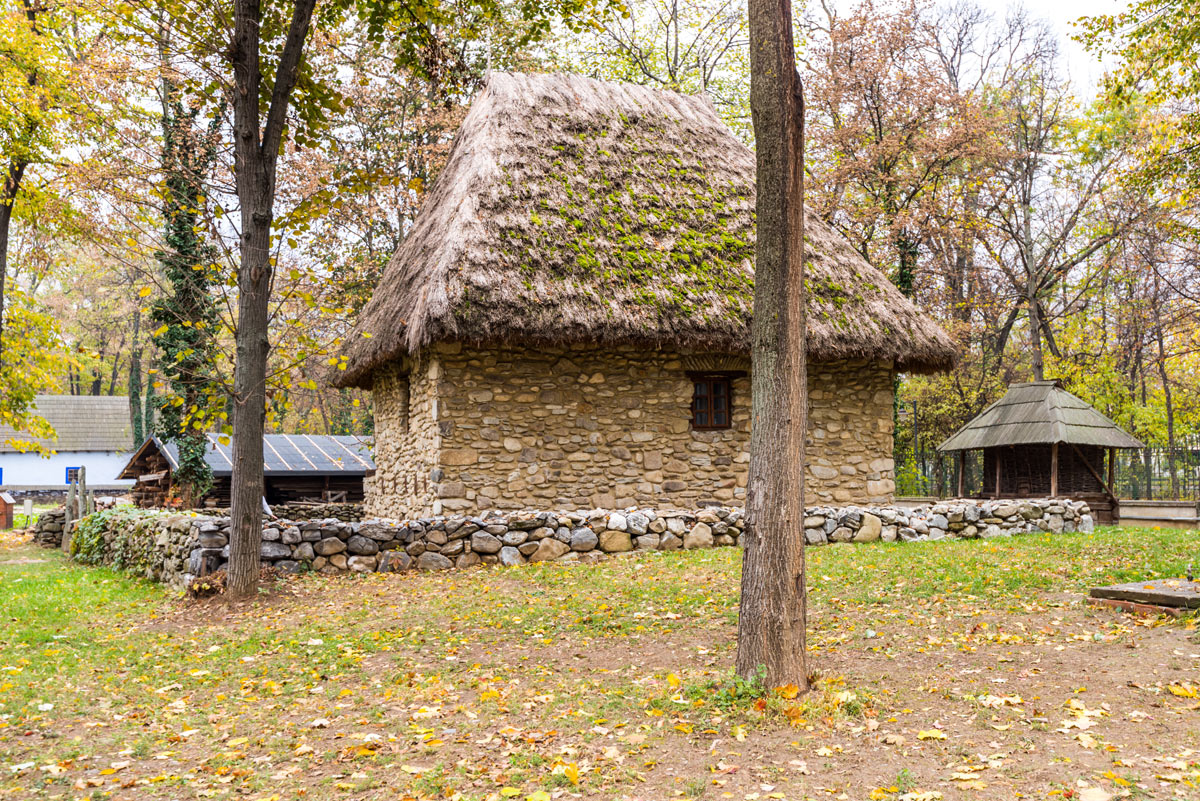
[937, 381, 1143, 523]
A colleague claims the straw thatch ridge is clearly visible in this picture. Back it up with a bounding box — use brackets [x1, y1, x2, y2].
[336, 72, 956, 388]
[937, 380, 1145, 451]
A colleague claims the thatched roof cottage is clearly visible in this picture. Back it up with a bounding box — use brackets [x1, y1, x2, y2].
[336, 72, 955, 518]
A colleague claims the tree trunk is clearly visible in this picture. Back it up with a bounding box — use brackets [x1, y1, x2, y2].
[1151, 271, 1178, 499]
[226, 0, 270, 596]
[129, 308, 144, 446]
[1027, 286, 1044, 381]
[225, 0, 317, 597]
[736, 0, 808, 690]
[0, 163, 28, 363]
[1, 0, 43, 363]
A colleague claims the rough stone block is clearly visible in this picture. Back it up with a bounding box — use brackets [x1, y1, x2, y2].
[598, 530, 633, 552]
[683, 523, 713, 550]
[347, 535, 379, 556]
[315, 537, 346, 556]
[471, 531, 503, 554]
[530, 538, 570, 562]
[417, 552, 453, 570]
[853, 513, 882, 543]
[348, 555, 377, 572]
[499, 546, 525, 566]
[260, 542, 291, 560]
[570, 528, 598, 551]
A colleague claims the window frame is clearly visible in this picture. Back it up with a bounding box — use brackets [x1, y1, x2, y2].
[689, 373, 736, 431]
[65, 466, 81, 484]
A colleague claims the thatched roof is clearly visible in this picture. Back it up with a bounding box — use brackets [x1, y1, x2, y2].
[938, 381, 1144, 452]
[336, 72, 956, 388]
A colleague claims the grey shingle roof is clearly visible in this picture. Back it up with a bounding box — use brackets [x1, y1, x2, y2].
[0, 395, 133, 453]
[938, 381, 1144, 452]
[121, 434, 374, 477]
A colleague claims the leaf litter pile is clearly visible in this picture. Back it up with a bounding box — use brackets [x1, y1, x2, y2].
[2, 526, 1198, 800]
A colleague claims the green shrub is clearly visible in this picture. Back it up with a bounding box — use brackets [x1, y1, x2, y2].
[70, 507, 185, 573]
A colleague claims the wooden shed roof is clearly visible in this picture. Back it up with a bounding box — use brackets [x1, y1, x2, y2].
[119, 434, 374, 478]
[937, 381, 1144, 452]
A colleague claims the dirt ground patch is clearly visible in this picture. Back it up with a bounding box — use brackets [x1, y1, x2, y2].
[2, 528, 1198, 800]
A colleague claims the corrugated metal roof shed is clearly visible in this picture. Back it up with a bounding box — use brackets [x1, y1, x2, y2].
[142, 434, 374, 476]
[938, 381, 1144, 451]
[0, 395, 133, 453]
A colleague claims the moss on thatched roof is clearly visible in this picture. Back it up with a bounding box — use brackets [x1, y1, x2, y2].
[336, 72, 956, 388]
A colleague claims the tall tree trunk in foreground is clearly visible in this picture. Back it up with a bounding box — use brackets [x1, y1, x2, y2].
[736, 0, 808, 688]
[225, 0, 317, 597]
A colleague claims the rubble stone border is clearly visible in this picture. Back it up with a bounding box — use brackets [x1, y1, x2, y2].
[32, 497, 1092, 590]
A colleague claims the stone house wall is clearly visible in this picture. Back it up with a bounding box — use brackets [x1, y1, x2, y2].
[367, 344, 896, 518]
[367, 360, 440, 518]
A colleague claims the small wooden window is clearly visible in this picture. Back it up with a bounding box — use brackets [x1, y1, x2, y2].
[691, 376, 732, 430]
[65, 467, 81, 484]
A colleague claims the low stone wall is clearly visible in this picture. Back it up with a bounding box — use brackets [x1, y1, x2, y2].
[42, 498, 1092, 589]
[269, 502, 365, 522]
[32, 508, 67, 548]
[803, 498, 1093, 544]
[78, 511, 196, 583]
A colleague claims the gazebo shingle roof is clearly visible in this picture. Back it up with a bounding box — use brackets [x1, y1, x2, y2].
[335, 72, 957, 388]
[937, 381, 1145, 451]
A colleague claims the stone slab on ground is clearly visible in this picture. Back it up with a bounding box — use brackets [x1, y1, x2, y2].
[1089, 578, 1200, 609]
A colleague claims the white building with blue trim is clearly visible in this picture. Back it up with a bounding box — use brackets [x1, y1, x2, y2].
[0, 395, 136, 492]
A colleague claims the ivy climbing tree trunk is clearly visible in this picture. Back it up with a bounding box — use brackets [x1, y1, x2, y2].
[225, 0, 318, 598]
[129, 307, 144, 447]
[735, 0, 809, 689]
[150, 72, 221, 506]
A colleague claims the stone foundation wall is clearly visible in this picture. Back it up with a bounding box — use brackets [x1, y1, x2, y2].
[43, 498, 1091, 588]
[368, 344, 895, 517]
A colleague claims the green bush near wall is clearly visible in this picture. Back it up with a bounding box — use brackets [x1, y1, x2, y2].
[70, 507, 188, 573]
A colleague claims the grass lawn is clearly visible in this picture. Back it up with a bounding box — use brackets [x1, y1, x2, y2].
[1, 526, 1198, 800]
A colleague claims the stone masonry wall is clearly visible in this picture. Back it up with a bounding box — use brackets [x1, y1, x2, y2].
[367, 360, 440, 518]
[367, 344, 895, 518]
[41, 498, 1093, 589]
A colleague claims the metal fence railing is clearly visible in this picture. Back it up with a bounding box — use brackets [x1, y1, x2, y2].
[895, 438, 1200, 502]
[1112, 438, 1200, 501]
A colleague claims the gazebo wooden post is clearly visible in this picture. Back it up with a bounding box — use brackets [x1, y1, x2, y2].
[1107, 447, 1116, 493]
[994, 448, 1002, 498]
[1050, 442, 1059, 498]
[957, 451, 965, 498]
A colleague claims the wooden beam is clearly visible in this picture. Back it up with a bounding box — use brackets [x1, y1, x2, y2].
[139, 471, 168, 483]
[957, 451, 965, 498]
[994, 449, 1002, 497]
[1050, 442, 1059, 498]
[1070, 443, 1116, 500]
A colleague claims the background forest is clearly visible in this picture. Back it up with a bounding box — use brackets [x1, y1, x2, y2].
[3, 0, 1198, 498]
